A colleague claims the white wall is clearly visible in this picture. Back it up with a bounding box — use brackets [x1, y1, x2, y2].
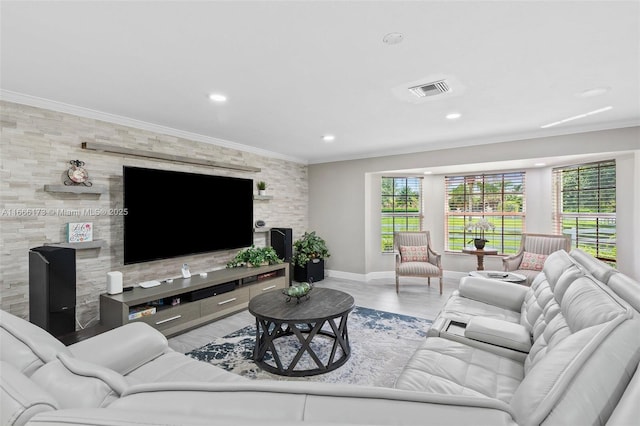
[635, 151, 640, 279]
[309, 127, 640, 280]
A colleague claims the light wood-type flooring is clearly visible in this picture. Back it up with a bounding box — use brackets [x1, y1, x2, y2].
[168, 276, 459, 353]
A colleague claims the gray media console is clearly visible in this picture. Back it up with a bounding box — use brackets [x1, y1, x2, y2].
[99, 263, 289, 337]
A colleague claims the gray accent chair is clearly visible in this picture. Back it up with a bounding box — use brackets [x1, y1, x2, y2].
[502, 233, 571, 285]
[394, 231, 443, 294]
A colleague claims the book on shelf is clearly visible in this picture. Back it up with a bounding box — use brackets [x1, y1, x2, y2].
[128, 306, 156, 320]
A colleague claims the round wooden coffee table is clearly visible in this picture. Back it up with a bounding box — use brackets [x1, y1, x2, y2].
[248, 287, 354, 377]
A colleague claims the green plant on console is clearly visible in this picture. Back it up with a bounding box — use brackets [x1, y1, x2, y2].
[256, 181, 267, 191]
[292, 231, 330, 267]
[227, 245, 283, 268]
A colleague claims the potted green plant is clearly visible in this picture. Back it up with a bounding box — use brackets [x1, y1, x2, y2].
[292, 231, 330, 282]
[256, 181, 268, 196]
[226, 245, 283, 268]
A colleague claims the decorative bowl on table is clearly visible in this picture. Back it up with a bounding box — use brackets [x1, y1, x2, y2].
[283, 282, 313, 303]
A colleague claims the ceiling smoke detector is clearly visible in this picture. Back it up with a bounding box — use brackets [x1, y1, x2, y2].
[408, 80, 451, 98]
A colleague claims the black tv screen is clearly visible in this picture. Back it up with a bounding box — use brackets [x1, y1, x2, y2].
[123, 166, 254, 264]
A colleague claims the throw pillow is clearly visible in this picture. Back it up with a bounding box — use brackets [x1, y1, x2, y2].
[520, 251, 547, 271]
[400, 245, 429, 262]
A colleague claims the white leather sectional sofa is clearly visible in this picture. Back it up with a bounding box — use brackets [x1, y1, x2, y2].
[1, 248, 639, 426]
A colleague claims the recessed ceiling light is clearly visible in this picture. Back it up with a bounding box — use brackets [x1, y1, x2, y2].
[208, 93, 227, 103]
[446, 112, 461, 120]
[577, 86, 611, 98]
[423, 171, 433, 175]
[534, 163, 546, 167]
[382, 32, 404, 45]
[541, 106, 612, 129]
[322, 135, 335, 143]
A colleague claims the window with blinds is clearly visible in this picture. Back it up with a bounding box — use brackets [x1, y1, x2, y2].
[381, 177, 423, 252]
[553, 160, 616, 265]
[445, 172, 525, 253]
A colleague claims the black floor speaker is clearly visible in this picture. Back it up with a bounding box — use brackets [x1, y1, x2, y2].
[29, 246, 76, 337]
[270, 227, 293, 284]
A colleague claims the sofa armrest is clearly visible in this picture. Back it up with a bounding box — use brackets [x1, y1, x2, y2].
[68, 322, 169, 375]
[464, 317, 531, 353]
[30, 354, 129, 409]
[458, 276, 528, 312]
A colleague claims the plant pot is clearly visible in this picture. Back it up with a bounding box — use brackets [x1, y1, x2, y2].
[473, 238, 487, 249]
[294, 259, 324, 283]
[258, 190, 266, 196]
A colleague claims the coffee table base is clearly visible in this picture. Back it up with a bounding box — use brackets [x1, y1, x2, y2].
[253, 314, 351, 377]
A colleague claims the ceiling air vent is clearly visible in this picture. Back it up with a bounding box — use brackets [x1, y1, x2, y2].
[408, 80, 451, 98]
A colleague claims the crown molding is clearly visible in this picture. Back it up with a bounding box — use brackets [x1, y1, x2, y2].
[0, 90, 308, 165]
[308, 119, 640, 164]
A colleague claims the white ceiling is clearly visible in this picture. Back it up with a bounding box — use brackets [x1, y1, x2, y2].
[1, 1, 639, 165]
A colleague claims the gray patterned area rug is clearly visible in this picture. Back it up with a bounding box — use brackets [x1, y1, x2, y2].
[186, 306, 432, 387]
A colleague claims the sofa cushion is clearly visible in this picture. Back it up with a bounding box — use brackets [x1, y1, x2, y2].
[519, 253, 584, 335]
[396, 261, 440, 276]
[394, 337, 523, 403]
[525, 274, 627, 375]
[126, 352, 246, 383]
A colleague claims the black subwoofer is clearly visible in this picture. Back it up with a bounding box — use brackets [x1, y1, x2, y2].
[29, 246, 76, 337]
[270, 227, 293, 284]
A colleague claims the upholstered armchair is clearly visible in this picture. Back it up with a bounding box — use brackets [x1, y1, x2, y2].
[394, 231, 443, 294]
[502, 233, 571, 285]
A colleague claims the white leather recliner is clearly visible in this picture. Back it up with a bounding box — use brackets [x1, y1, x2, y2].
[1, 248, 639, 426]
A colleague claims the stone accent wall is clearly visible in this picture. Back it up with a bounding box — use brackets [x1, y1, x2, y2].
[0, 101, 308, 326]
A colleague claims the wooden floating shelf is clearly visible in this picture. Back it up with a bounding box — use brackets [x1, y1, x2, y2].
[253, 195, 273, 200]
[45, 240, 106, 250]
[82, 142, 261, 173]
[44, 184, 107, 194]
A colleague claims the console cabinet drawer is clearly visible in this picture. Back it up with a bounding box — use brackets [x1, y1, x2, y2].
[132, 303, 200, 332]
[249, 277, 286, 298]
[201, 286, 250, 315]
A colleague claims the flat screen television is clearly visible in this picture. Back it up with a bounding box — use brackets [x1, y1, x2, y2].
[123, 166, 254, 265]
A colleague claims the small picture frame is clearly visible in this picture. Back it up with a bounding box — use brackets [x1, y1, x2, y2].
[67, 222, 93, 243]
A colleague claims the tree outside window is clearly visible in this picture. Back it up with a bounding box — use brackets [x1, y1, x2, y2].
[553, 160, 616, 265]
[445, 172, 525, 253]
[381, 177, 422, 252]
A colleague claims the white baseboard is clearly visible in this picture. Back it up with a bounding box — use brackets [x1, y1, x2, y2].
[326, 269, 467, 282]
[326, 269, 367, 282]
